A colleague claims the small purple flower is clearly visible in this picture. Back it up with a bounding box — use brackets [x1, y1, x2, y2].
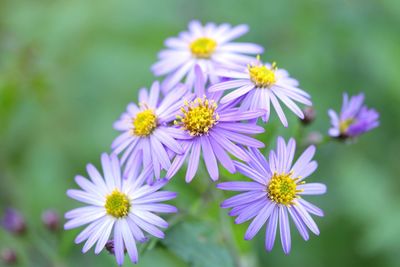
[208, 56, 312, 127]
[166, 65, 266, 182]
[217, 137, 326, 254]
[152, 20, 263, 93]
[328, 93, 379, 138]
[65, 153, 177, 265]
[112, 81, 188, 181]
[42, 210, 60, 231]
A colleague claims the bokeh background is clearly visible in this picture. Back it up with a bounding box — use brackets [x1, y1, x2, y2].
[1, 0, 399, 266]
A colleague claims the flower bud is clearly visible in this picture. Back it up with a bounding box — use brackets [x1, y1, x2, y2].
[41, 210, 60, 231]
[300, 107, 316, 125]
[105, 240, 127, 255]
[1, 248, 17, 265]
[304, 131, 323, 146]
[1, 208, 26, 235]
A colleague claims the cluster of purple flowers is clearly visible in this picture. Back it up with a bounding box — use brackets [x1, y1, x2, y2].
[64, 21, 379, 265]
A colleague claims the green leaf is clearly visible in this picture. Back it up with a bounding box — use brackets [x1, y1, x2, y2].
[162, 221, 235, 267]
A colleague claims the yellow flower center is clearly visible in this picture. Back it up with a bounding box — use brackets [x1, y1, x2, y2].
[132, 109, 157, 137]
[339, 118, 354, 134]
[267, 172, 303, 206]
[105, 190, 130, 218]
[249, 62, 277, 88]
[175, 97, 219, 136]
[190, 37, 217, 59]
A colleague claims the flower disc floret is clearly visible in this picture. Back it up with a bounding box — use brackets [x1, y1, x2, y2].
[249, 62, 277, 88]
[133, 109, 157, 137]
[267, 172, 302, 205]
[105, 190, 130, 218]
[175, 97, 219, 136]
[190, 37, 217, 58]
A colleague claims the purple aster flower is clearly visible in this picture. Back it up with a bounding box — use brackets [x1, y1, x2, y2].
[165, 65, 266, 182]
[328, 93, 379, 138]
[112, 81, 189, 181]
[217, 137, 326, 254]
[208, 56, 312, 127]
[65, 153, 177, 265]
[151, 20, 263, 93]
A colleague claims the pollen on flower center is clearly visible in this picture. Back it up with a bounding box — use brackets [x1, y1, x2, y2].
[175, 97, 219, 136]
[249, 62, 277, 88]
[105, 190, 130, 218]
[133, 109, 157, 137]
[339, 118, 355, 134]
[190, 37, 217, 59]
[267, 172, 302, 205]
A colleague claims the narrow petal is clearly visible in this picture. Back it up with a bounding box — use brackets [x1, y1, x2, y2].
[186, 140, 201, 182]
[101, 153, 115, 190]
[297, 199, 324, 217]
[121, 220, 138, 264]
[298, 183, 327, 195]
[129, 214, 165, 239]
[114, 220, 125, 265]
[221, 190, 266, 208]
[200, 136, 219, 181]
[279, 206, 291, 254]
[265, 207, 278, 251]
[293, 202, 320, 235]
[245, 201, 275, 240]
[291, 145, 316, 176]
[287, 207, 309, 241]
[217, 181, 264, 192]
[208, 79, 250, 92]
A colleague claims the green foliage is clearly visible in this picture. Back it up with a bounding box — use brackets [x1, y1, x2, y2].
[162, 221, 235, 267]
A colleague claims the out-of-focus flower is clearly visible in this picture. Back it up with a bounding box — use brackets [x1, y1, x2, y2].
[218, 137, 326, 254]
[304, 131, 324, 146]
[1, 208, 26, 235]
[166, 65, 265, 182]
[42, 210, 60, 231]
[300, 107, 316, 125]
[64, 153, 177, 265]
[152, 20, 263, 92]
[328, 93, 379, 139]
[209, 56, 312, 127]
[1, 248, 17, 265]
[112, 81, 188, 181]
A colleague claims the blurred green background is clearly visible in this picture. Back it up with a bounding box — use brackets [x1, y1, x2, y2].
[1, 0, 399, 266]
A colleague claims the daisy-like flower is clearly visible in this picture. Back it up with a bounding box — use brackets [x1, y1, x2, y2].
[328, 92, 379, 139]
[217, 137, 326, 254]
[165, 65, 265, 182]
[151, 20, 263, 93]
[112, 81, 189, 181]
[208, 56, 312, 127]
[64, 153, 177, 265]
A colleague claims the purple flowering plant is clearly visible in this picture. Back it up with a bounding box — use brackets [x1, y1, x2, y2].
[63, 20, 379, 265]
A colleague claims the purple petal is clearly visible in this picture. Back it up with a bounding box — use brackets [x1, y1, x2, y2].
[287, 207, 309, 241]
[293, 202, 320, 235]
[265, 207, 278, 251]
[217, 181, 264, 192]
[186, 140, 201, 182]
[201, 136, 219, 181]
[298, 183, 326, 195]
[245, 201, 275, 240]
[279, 206, 291, 254]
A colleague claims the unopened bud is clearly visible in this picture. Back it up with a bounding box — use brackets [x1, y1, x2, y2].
[300, 107, 316, 125]
[105, 240, 127, 255]
[1, 248, 17, 265]
[1, 208, 26, 235]
[304, 131, 323, 146]
[41, 210, 60, 231]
